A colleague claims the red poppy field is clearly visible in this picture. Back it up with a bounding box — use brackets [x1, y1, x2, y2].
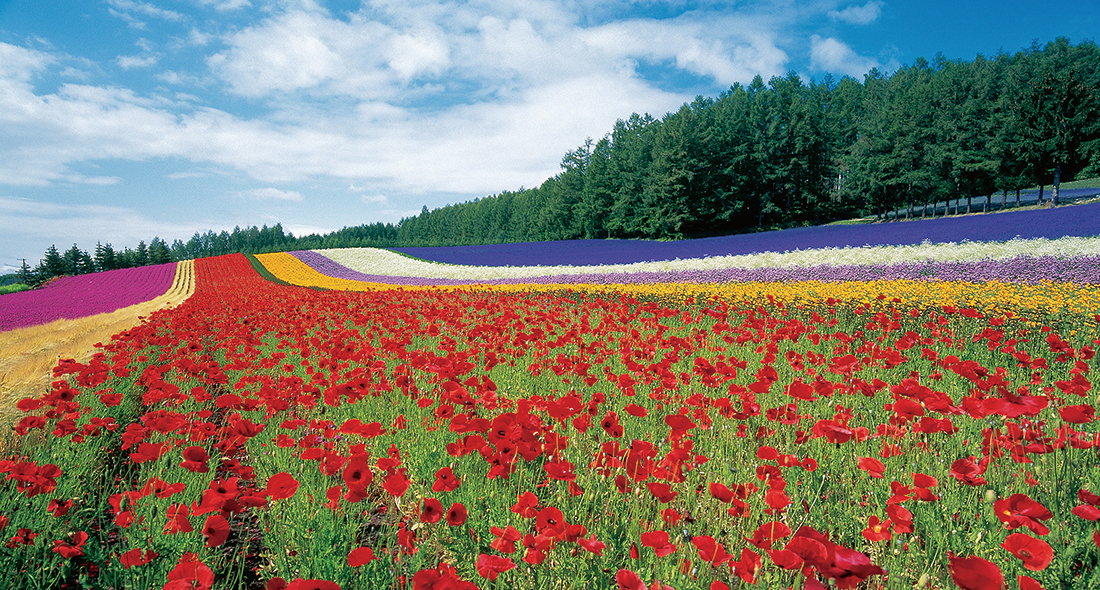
[2, 253, 1099, 590]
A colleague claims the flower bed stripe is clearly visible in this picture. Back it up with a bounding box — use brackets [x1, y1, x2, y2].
[0, 262, 179, 333]
[392, 201, 1100, 266]
[256, 252, 1100, 318]
[310, 240, 1100, 285]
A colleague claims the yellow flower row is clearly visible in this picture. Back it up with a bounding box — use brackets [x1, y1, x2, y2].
[254, 252, 1100, 319]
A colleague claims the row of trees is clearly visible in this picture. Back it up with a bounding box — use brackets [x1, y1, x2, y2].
[13, 37, 1099, 284]
[398, 37, 1100, 244]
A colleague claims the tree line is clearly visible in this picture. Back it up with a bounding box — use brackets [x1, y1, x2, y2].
[12, 37, 1099, 285]
[398, 37, 1100, 244]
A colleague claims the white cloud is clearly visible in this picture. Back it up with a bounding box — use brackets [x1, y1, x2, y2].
[0, 196, 194, 246]
[360, 194, 388, 204]
[809, 35, 886, 78]
[194, 0, 252, 11]
[118, 54, 158, 69]
[828, 1, 883, 25]
[238, 187, 304, 201]
[106, 0, 186, 27]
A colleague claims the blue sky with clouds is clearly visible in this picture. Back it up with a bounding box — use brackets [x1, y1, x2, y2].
[0, 0, 1096, 272]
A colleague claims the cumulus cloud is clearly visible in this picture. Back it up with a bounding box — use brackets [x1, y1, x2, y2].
[810, 35, 884, 78]
[828, 1, 883, 25]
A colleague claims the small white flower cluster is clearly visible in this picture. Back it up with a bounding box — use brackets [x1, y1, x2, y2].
[316, 236, 1100, 280]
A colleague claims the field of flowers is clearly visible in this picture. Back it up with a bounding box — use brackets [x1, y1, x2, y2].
[0, 263, 179, 332]
[3, 216, 1100, 590]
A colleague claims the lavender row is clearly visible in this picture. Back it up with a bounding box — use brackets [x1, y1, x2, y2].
[0, 263, 177, 332]
[393, 202, 1100, 267]
[292, 251, 1100, 287]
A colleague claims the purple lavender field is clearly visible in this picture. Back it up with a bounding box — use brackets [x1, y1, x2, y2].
[394, 202, 1100, 266]
[0, 263, 176, 332]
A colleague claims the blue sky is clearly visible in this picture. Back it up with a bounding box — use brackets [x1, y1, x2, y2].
[1, 0, 1096, 272]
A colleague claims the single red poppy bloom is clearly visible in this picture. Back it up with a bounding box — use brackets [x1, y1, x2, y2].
[647, 481, 678, 503]
[120, 548, 158, 569]
[709, 482, 734, 503]
[382, 470, 409, 497]
[857, 457, 885, 478]
[994, 493, 1053, 535]
[267, 472, 299, 501]
[346, 547, 376, 567]
[948, 553, 1005, 590]
[202, 514, 230, 548]
[432, 466, 460, 492]
[445, 502, 467, 526]
[511, 491, 539, 517]
[1017, 575, 1045, 590]
[616, 569, 645, 590]
[862, 515, 892, 542]
[475, 553, 516, 581]
[419, 498, 443, 524]
[1001, 533, 1053, 571]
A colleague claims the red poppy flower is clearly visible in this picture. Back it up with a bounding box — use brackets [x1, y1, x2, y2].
[346, 547, 376, 567]
[446, 502, 467, 526]
[476, 554, 516, 581]
[857, 457, 885, 478]
[862, 515, 892, 542]
[1001, 533, 1053, 571]
[616, 569, 645, 590]
[1017, 575, 1045, 590]
[51, 531, 88, 559]
[164, 503, 193, 534]
[432, 466, 460, 492]
[166, 553, 214, 590]
[511, 491, 539, 517]
[731, 548, 762, 584]
[640, 530, 676, 557]
[748, 521, 792, 550]
[647, 481, 678, 503]
[691, 535, 732, 566]
[267, 472, 299, 501]
[342, 459, 373, 492]
[490, 525, 522, 553]
[709, 482, 734, 503]
[949, 457, 987, 486]
[624, 403, 647, 417]
[120, 548, 158, 569]
[536, 506, 565, 538]
[579, 534, 606, 556]
[202, 514, 231, 548]
[1058, 404, 1095, 423]
[994, 493, 1052, 535]
[419, 498, 443, 524]
[948, 553, 1005, 590]
[382, 470, 409, 497]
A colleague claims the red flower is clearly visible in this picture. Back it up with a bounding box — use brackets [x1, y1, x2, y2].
[342, 459, 373, 492]
[120, 548, 158, 568]
[382, 470, 410, 497]
[511, 491, 539, 517]
[165, 553, 214, 590]
[432, 466, 460, 492]
[949, 457, 987, 486]
[640, 530, 676, 557]
[180, 446, 210, 473]
[445, 502, 467, 526]
[51, 531, 88, 559]
[202, 514, 230, 548]
[1017, 576, 1045, 590]
[647, 481, 678, 503]
[346, 547, 376, 567]
[476, 554, 516, 581]
[267, 472, 299, 501]
[1001, 533, 1053, 571]
[709, 482, 734, 503]
[861, 515, 892, 542]
[857, 457, 885, 478]
[948, 553, 1005, 590]
[419, 498, 443, 524]
[994, 493, 1053, 535]
[616, 569, 645, 590]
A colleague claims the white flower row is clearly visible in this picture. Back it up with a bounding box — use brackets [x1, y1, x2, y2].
[315, 236, 1100, 280]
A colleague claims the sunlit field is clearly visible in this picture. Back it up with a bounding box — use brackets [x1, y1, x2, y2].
[2, 246, 1098, 590]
